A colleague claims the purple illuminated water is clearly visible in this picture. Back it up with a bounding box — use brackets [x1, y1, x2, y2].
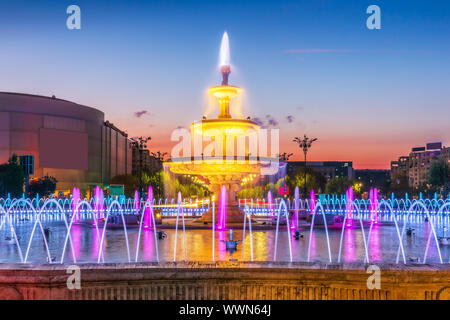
[370, 188, 379, 224]
[346, 187, 354, 227]
[134, 190, 140, 214]
[143, 186, 153, 229]
[290, 186, 300, 230]
[71, 187, 80, 222]
[93, 186, 104, 225]
[267, 190, 274, 218]
[3, 220, 447, 264]
[217, 185, 226, 230]
[310, 189, 315, 215]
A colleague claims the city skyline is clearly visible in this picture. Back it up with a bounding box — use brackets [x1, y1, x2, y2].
[0, 0, 449, 169]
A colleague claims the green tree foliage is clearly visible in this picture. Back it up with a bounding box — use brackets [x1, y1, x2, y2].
[325, 176, 353, 194]
[237, 186, 264, 199]
[429, 157, 450, 191]
[161, 172, 209, 199]
[111, 174, 138, 197]
[390, 172, 410, 194]
[0, 154, 25, 197]
[286, 167, 326, 194]
[29, 175, 57, 198]
[143, 171, 165, 199]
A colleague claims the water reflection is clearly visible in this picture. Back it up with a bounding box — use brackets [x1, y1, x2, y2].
[0, 219, 449, 264]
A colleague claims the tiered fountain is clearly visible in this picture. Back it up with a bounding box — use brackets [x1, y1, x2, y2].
[165, 32, 266, 224]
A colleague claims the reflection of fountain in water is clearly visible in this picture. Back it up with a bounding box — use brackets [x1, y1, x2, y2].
[1, 189, 450, 264]
[242, 206, 253, 261]
[173, 192, 187, 261]
[217, 185, 226, 230]
[369, 224, 381, 261]
[143, 186, 153, 229]
[344, 228, 356, 262]
[217, 230, 227, 261]
[71, 224, 82, 260]
[290, 186, 299, 230]
[273, 200, 292, 262]
[307, 201, 332, 263]
[142, 227, 154, 261]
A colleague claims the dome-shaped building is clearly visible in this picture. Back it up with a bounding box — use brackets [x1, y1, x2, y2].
[0, 92, 132, 192]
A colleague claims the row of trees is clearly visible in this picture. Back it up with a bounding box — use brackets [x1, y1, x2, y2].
[237, 168, 362, 199]
[111, 171, 209, 199]
[0, 154, 57, 198]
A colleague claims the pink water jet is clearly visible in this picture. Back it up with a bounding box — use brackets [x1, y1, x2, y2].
[71, 187, 81, 222]
[143, 185, 153, 229]
[290, 186, 300, 230]
[134, 190, 140, 214]
[217, 185, 227, 230]
[267, 190, 274, 218]
[93, 186, 104, 225]
[346, 187, 354, 227]
[310, 189, 316, 215]
[370, 187, 379, 224]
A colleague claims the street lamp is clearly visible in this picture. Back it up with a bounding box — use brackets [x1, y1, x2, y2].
[130, 136, 151, 199]
[293, 135, 318, 197]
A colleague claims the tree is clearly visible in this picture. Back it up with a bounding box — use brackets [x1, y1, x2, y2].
[429, 157, 450, 192]
[287, 167, 326, 194]
[390, 172, 410, 194]
[325, 176, 353, 195]
[29, 175, 57, 198]
[111, 174, 138, 197]
[0, 154, 25, 197]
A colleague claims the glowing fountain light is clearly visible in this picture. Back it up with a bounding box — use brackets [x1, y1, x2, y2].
[346, 187, 354, 227]
[290, 186, 300, 230]
[143, 185, 153, 229]
[370, 188, 379, 224]
[93, 186, 104, 225]
[165, 31, 263, 225]
[217, 185, 227, 230]
[267, 190, 274, 218]
[219, 31, 231, 85]
[71, 187, 80, 222]
[310, 189, 316, 215]
[134, 190, 140, 215]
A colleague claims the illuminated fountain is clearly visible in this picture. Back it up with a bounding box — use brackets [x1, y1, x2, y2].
[71, 187, 81, 223]
[143, 186, 153, 229]
[165, 32, 267, 225]
[217, 185, 227, 230]
[93, 186, 104, 225]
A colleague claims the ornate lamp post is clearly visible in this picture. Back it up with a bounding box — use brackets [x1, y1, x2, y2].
[130, 136, 151, 199]
[293, 135, 318, 197]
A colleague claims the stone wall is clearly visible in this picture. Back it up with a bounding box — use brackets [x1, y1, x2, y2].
[0, 262, 448, 300]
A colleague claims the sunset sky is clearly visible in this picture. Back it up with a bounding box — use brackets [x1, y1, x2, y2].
[0, 0, 449, 169]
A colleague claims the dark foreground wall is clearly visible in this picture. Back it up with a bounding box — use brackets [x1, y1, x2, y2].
[0, 262, 449, 300]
